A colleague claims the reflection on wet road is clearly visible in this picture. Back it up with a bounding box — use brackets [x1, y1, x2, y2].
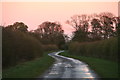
[40, 51, 99, 79]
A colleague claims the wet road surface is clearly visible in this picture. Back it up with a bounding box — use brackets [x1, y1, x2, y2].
[39, 51, 99, 80]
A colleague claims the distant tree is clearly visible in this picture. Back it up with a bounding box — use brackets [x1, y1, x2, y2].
[91, 18, 102, 40]
[67, 12, 118, 42]
[66, 14, 90, 31]
[66, 14, 90, 42]
[112, 16, 120, 37]
[34, 21, 65, 49]
[64, 34, 70, 43]
[6, 22, 28, 32]
[116, 17, 120, 36]
[99, 12, 115, 39]
[72, 30, 89, 42]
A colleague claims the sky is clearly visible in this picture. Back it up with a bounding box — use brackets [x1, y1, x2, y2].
[0, 1, 119, 35]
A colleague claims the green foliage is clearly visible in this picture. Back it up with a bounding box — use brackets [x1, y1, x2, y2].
[59, 51, 118, 78]
[69, 37, 118, 61]
[3, 28, 43, 68]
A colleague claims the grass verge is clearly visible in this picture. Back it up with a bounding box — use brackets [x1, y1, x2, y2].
[2, 51, 55, 78]
[59, 51, 118, 78]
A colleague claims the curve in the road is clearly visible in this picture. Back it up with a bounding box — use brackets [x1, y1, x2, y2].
[40, 51, 99, 79]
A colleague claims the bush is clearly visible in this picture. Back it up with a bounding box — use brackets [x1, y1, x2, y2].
[3, 28, 43, 68]
[69, 37, 118, 62]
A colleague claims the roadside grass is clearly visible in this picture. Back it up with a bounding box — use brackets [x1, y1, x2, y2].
[2, 51, 55, 78]
[59, 51, 118, 78]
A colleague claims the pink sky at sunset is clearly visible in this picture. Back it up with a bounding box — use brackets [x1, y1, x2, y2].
[1, 2, 118, 35]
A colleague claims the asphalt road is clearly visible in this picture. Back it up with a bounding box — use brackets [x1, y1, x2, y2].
[39, 51, 99, 80]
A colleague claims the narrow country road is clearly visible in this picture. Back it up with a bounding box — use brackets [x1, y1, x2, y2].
[39, 51, 99, 80]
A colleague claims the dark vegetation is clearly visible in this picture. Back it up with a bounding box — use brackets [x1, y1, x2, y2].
[2, 12, 119, 78]
[66, 12, 119, 62]
[3, 27, 43, 68]
[64, 12, 119, 78]
[67, 12, 119, 42]
[69, 37, 118, 61]
[59, 51, 118, 78]
[30, 21, 66, 50]
[3, 52, 54, 78]
[2, 21, 66, 69]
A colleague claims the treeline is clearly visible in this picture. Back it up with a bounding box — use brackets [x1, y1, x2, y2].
[67, 12, 119, 61]
[30, 21, 66, 50]
[2, 21, 66, 68]
[67, 12, 119, 41]
[69, 37, 118, 61]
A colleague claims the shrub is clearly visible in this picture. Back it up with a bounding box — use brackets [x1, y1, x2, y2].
[3, 28, 43, 68]
[68, 37, 118, 62]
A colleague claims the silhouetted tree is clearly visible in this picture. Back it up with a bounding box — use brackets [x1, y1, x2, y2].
[6, 22, 28, 32]
[66, 14, 90, 31]
[34, 21, 65, 49]
[99, 12, 115, 39]
[112, 16, 120, 37]
[66, 14, 90, 42]
[91, 18, 102, 40]
[67, 12, 118, 42]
